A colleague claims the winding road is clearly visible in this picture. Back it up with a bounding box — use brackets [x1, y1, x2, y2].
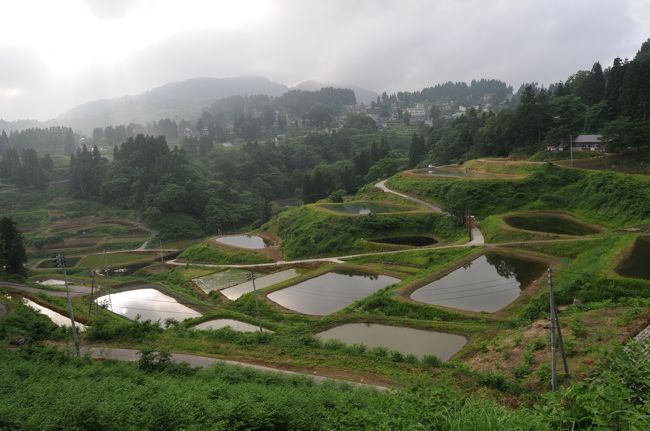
[167, 180, 485, 269]
[376, 180, 484, 245]
[82, 346, 388, 390]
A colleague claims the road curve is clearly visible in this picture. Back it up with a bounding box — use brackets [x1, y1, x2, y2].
[376, 179, 485, 246]
[375, 180, 445, 213]
[82, 346, 388, 391]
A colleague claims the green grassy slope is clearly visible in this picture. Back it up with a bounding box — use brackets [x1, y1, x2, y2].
[388, 164, 650, 227]
[271, 204, 465, 259]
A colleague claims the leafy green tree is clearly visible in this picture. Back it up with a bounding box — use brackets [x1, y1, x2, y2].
[601, 118, 650, 153]
[407, 133, 426, 168]
[0, 218, 26, 275]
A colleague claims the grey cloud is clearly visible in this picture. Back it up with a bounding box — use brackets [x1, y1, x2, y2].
[84, 0, 136, 19]
[1, 0, 647, 120]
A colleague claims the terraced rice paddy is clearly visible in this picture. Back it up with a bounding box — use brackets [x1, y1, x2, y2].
[411, 253, 546, 312]
[267, 271, 400, 315]
[503, 213, 599, 236]
[316, 323, 467, 360]
[221, 269, 300, 300]
[194, 269, 262, 294]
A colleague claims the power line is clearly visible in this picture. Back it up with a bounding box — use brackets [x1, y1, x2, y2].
[412, 280, 520, 297]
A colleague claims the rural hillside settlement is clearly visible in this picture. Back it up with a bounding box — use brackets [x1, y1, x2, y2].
[0, 2, 649, 429]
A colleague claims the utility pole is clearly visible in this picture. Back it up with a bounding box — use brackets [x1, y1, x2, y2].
[548, 268, 569, 391]
[54, 254, 80, 357]
[88, 269, 96, 317]
[569, 135, 574, 167]
[248, 271, 263, 333]
[553, 295, 570, 377]
[549, 268, 557, 391]
[159, 238, 164, 263]
[102, 249, 108, 276]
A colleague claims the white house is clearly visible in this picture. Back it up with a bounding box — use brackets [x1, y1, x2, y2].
[406, 103, 427, 122]
[547, 134, 607, 152]
[573, 135, 606, 151]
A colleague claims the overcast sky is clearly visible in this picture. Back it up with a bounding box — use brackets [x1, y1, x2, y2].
[1, 0, 648, 120]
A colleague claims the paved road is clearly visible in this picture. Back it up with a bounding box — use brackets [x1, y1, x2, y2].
[83, 346, 388, 390]
[0, 281, 91, 297]
[375, 180, 445, 213]
[376, 179, 485, 245]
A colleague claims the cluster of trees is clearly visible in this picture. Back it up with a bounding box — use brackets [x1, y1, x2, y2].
[87, 88, 356, 151]
[69, 113, 404, 238]
[0, 218, 26, 275]
[202, 87, 356, 141]
[412, 39, 650, 166]
[371, 79, 513, 118]
[69, 145, 106, 199]
[91, 119, 182, 147]
[0, 127, 75, 154]
[0, 148, 54, 188]
[302, 137, 393, 203]
[69, 135, 261, 239]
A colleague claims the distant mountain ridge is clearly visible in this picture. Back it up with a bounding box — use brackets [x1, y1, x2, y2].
[1, 76, 379, 133]
[56, 76, 289, 132]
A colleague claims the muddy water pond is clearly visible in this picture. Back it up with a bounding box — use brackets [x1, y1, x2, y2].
[95, 287, 201, 323]
[267, 271, 400, 315]
[320, 202, 407, 215]
[193, 319, 270, 333]
[221, 269, 300, 300]
[617, 236, 650, 280]
[216, 234, 268, 249]
[316, 323, 466, 360]
[411, 253, 546, 312]
[504, 213, 599, 236]
[371, 236, 437, 246]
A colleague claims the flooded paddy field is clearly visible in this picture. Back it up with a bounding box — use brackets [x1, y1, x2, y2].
[370, 236, 437, 246]
[221, 268, 300, 300]
[215, 234, 269, 249]
[503, 213, 600, 236]
[95, 287, 201, 323]
[23, 298, 87, 330]
[411, 253, 546, 312]
[194, 269, 262, 294]
[320, 202, 410, 215]
[268, 271, 400, 315]
[192, 318, 269, 333]
[316, 323, 466, 360]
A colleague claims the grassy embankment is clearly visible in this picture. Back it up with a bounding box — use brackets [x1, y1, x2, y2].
[0, 308, 648, 430]
[266, 202, 466, 259]
[388, 161, 650, 227]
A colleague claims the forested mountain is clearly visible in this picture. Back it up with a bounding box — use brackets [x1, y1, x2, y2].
[293, 80, 379, 104]
[55, 76, 289, 133]
[410, 39, 650, 166]
[0, 127, 75, 153]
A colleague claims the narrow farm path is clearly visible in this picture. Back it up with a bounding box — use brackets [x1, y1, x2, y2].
[0, 281, 91, 298]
